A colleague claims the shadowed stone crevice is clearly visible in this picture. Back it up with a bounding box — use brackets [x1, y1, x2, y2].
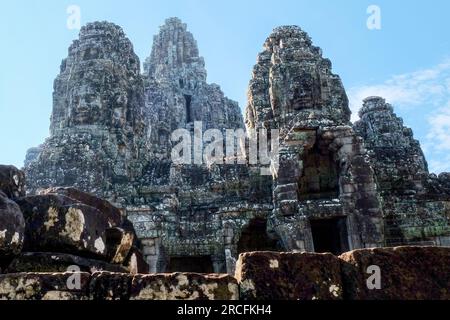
[310, 217, 349, 255]
[166, 256, 214, 273]
[237, 218, 282, 254]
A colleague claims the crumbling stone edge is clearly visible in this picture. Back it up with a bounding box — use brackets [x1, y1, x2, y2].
[1, 246, 449, 300]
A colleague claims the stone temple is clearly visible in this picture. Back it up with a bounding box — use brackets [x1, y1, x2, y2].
[23, 18, 450, 275]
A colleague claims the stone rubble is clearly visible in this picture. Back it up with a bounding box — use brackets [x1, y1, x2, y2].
[0, 165, 148, 275]
[0, 191, 25, 271]
[0, 165, 26, 200]
[0, 247, 449, 300]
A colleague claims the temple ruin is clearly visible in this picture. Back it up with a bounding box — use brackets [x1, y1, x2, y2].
[21, 18, 450, 275]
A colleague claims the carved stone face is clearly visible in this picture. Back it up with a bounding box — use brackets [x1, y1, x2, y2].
[291, 72, 317, 110]
[69, 85, 103, 125]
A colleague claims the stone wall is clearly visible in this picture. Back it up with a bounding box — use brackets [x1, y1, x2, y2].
[1, 247, 450, 300]
[236, 247, 450, 300]
[0, 271, 238, 300]
[340, 246, 450, 300]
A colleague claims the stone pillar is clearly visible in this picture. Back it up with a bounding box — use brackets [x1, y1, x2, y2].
[224, 249, 236, 275]
[222, 221, 238, 275]
[141, 238, 163, 273]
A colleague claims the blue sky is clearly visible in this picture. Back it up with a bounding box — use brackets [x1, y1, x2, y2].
[1, 0, 450, 172]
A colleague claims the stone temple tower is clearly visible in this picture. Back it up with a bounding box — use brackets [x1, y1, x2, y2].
[128, 18, 251, 273]
[24, 22, 148, 204]
[143, 17, 243, 159]
[246, 26, 384, 253]
[354, 97, 450, 247]
[354, 97, 429, 195]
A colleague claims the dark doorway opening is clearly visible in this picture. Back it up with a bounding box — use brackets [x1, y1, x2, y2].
[237, 218, 281, 254]
[310, 217, 349, 255]
[298, 139, 339, 201]
[167, 256, 213, 273]
[184, 94, 192, 123]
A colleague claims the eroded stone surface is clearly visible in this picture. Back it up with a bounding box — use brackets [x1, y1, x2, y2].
[340, 246, 450, 300]
[89, 271, 238, 300]
[0, 247, 450, 300]
[354, 97, 450, 246]
[0, 191, 25, 270]
[235, 251, 343, 300]
[89, 271, 133, 300]
[124, 246, 149, 274]
[0, 165, 25, 200]
[0, 181, 145, 274]
[16, 195, 111, 259]
[24, 22, 148, 206]
[0, 272, 90, 300]
[105, 227, 135, 264]
[6, 252, 128, 274]
[131, 272, 239, 300]
[41, 187, 123, 227]
[245, 26, 384, 253]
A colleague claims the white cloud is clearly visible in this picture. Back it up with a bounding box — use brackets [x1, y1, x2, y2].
[428, 157, 450, 175]
[427, 103, 450, 152]
[348, 59, 450, 173]
[348, 59, 450, 122]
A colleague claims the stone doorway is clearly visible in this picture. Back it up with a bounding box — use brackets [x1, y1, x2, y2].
[166, 256, 214, 273]
[237, 218, 281, 254]
[310, 217, 349, 255]
[298, 139, 339, 201]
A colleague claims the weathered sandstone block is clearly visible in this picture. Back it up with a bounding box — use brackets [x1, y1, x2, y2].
[6, 252, 128, 274]
[0, 165, 25, 200]
[41, 187, 123, 227]
[235, 251, 343, 300]
[89, 271, 133, 300]
[0, 191, 25, 270]
[105, 227, 135, 264]
[130, 273, 239, 300]
[124, 246, 149, 274]
[16, 195, 111, 259]
[0, 272, 90, 300]
[340, 246, 450, 300]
